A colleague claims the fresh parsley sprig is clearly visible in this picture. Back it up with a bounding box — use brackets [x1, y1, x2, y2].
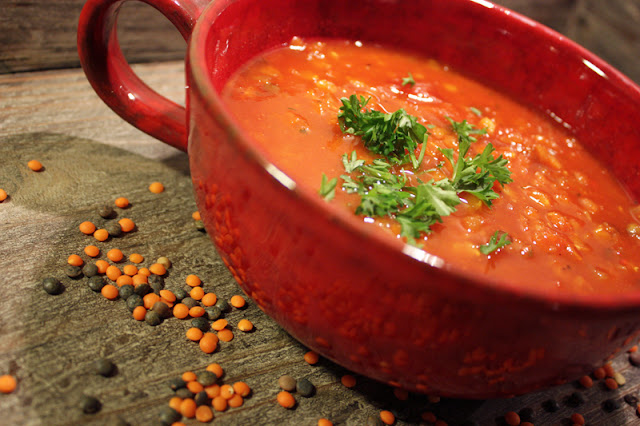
[479, 230, 512, 254]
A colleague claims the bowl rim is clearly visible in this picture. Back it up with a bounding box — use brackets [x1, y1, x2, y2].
[187, 0, 640, 312]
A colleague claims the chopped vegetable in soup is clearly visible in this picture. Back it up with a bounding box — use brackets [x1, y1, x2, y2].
[222, 37, 640, 294]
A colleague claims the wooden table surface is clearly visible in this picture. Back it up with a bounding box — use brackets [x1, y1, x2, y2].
[2, 61, 640, 426]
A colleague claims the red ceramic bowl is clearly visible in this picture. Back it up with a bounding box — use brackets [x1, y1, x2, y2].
[79, 0, 640, 398]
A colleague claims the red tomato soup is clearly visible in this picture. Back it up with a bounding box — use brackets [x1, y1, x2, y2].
[222, 37, 640, 294]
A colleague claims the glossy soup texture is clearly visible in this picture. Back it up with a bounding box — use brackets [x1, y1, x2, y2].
[222, 38, 640, 294]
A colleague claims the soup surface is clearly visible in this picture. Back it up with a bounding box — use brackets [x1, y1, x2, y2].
[222, 37, 640, 294]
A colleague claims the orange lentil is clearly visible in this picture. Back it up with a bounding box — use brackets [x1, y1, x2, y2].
[137, 267, 151, 276]
[106, 265, 122, 281]
[79, 221, 96, 235]
[393, 388, 409, 400]
[206, 363, 224, 378]
[114, 197, 129, 208]
[27, 159, 43, 171]
[201, 293, 217, 307]
[521, 423, 534, 426]
[318, 419, 333, 426]
[168, 396, 182, 412]
[427, 394, 441, 403]
[230, 295, 246, 308]
[132, 274, 148, 285]
[277, 391, 295, 409]
[160, 289, 176, 303]
[204, 384, 221, 399]
[212, 319, 228, 331]
[192, 211, 201, 220]
[220, 384, 235, 399]
[180, 398, 197, 418]
[232, 381, 251, 397]
[434, 421, 447, 426]
[189, 306, 205, 318]
[118, 218, 135, 233]
[195, 405, 214, 422]
[67, 254, 84, 267]
[199, 333, 218, 354]
[93, 228, 109, 242]
[579, 375, 593, 388]
[593, 367, 606, 380]
[84, 245, 100, 257]
[228, 393, 244, 408]
[129, 253, 144, 264]
[160, 298, 174, 308]
[187, 381, 204, 394]
[237, 319, 254, 332]
[149, 263, 166, 276]
[190, 286, 205, 301]
[629, 345, 638, 353]
[0, 375, 17, 394]
[143, 293, 161, 310]
[212, 395, 228, 412]
[116, 275, 133, 287]
[149, 182, 165, 193]
[341, 375, 356, 388]
[186, 327, 204, 342]
[218, 329, 234, 342]
[173, 303, 189, 319]
[0, 189, 7, 202]
[132, 306, 146, 321]
[504, 411, 520, 426]
[304, 351, 320, 365]
[605, 377, 618, 390]
[571, 413, 585, 425]
[101, 284, 119, 300]
[380, 410, 395, 425]
[172, 423, 186, 426]
[123, 264, 138, 276]
[95, 259, 109, 274]
[182, 371, 197, 382]
[107, 248, 124, 262]
[185, 274, 202, 287]
[603, 363, 615, 377]
[422, 412, 437, 423]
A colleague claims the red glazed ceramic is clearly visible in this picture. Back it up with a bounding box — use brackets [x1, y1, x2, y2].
[78, 0, 640, 398]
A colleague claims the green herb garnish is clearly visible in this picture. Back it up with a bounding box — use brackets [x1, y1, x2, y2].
[402, 72, 416, 87]
[319, 173, 338, 201]
[479, 231, 512, 254]
[469, 106, 482, 116]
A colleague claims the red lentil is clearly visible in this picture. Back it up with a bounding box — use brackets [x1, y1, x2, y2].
[603, 363, 615, 377]
[304, 351, 320, 365]
[132, 274, 148, 285]
[129, 253, 144, 264]
[79, 221, 96, 235]
[182, 371, 197, 382]
[629, 345, 638, 353]
[118, 218, 135, 233]
[190, 286, 205, 301]
[504, 411, 520, 426]
[212, 319, 228, 331]
[160, 289, 176, 303]
[0, 189, 7, 202]
[341, 375, 356, 388]
[228, 393, 244, 408]
[571, 413, 585, 425]
[93, 228, 109, 242]
[237, 319, 254, 332]
[201, 293, 217, 306]
[106, 265, 122, 281]
[114, 197, 129, 208]
[95, 259, 109, 274]
[218, 329, 234, 342]
[206, 363, 224, 378]
[232, 381, 251, 397]
[277, 391, 295, 409]
[132, 306, 146, 321]
[107, 248, 124, 262]
[137, 267, 151, 276]
[168, 396, 182, 412]
[189, 306, 205, 318]
[220, 384, 235, 399]
[187, 381, 204, 394]
[84, 245, 100, 258]
[67, 254, 84, 267]
[212, 395, 228, 412]
[421, 412, 437, 423]
[143, 293, 161, 310]
[380, 410, 395, 425]
[318, 419, 333, 426]
[230, 295, 246, 308]
[195, 405, 214, 422]
[149, 182, 165, 193]
[579, 375, 593, 388]
[123, 264, 138, 276]
[204, 384, 221, 398]
[27, 159, 43, 171]
[101, 284, 119, 300]
[173, 303, 189, 319]
[149, 263, 166, 276]
[180, 398, 197, 418]
[199, 333, 218, 354]
[186, 328, 203, 342]
[0, 375, 17, 394]
[115, 275, 133, 287]
[185, 274, 201, 287]
[605, 377, 619, 390]
[192, 211, 201, 220]
[593, 367, 606, 380]
[393, 388, 409, 400]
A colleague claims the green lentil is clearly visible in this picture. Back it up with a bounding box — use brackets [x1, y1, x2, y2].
[191, 317, 210, 332]
[81, 395, 102, 414]
[297, 377, 315, 397]
[118, 284, 135, 300]
[65, 264, 83, 278]
[278, 375, 297, 392]
[126, 294, 144, 312]
[158, 406, 181, 424]
[42, 277, 63, 295]
[214, 299, 231, 313]
[172, 288, 188, 301]
[168, 377, 186, 391]
[156, 256, 171, 269]
[134, 283, 152, 297]
[105, 222, 123, 238]
[95, 358, 116, 377]
[151, 301, 171, 319]
[181, 297, 198, 309]
[82, 263, 99, 278]
[197, 370, 217, 387]
[194, 220, 206, 232]
[145, 310, 162, 326]
[195, 390, 209, 406]
[175, 387, 194, 399]
[98, 205, 115, 219]
[204, 306, 222, 321]
[149, 280, 164, 295]
[87, 276, 105, 292]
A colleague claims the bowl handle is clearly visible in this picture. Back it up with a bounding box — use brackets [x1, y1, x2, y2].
[77, 0, 210, 152]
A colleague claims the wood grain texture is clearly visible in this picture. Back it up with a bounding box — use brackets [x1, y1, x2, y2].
[1, 0, 577, 74]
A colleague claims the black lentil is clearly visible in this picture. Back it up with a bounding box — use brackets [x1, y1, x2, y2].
[87, 276, 106, 292]
[195, 390, 209, 406]
[278, 375, 297, 392]
[602, 398, 621, 412]
[191, 317, 210, 332]
[624, 393, 639, 406]
[145, 310, 162, 326]
[564, 391, 585, 407]
[126, 293, 144, 312]
[204, 306, 222, 321]
[181, 297, 198, 309]
[148, 274, 164, 287]
[99, 204, 115, 219]
[65, 264, 83, 278]
[197, 371, 217, 387]
[152, 301, 171, 319]
[194, 219, 206, 232]
[173, 288, 188, 301]
[542, 398, 560, 413]
[158, 406, 181, 425]
[296, 377, 315, 397]
[150, 280, 164, 295]
[629, 351, 640, 367]
[214, 299, 231, 313]
[82, 263, 99, 278]
[134, 283, 152, 297]
[175, 387, 194, 399]
[119, 284, 135, 300]
[105, 222, 123, 238]
[168, 377, 186, 391]
[81, 395, 102, 414]
[95, 358, 116, 377]
[42, 277, 63, 295]
[518, 407, 534, 423]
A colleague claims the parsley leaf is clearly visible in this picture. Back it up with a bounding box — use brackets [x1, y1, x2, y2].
[338, 95, 428, 169]
[469, 106, 482, 116]
[319, 174, 338, 201]
[342, 151, 365, 173]
[479, 231, 512, 254]
[402, 72, 416, 87]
